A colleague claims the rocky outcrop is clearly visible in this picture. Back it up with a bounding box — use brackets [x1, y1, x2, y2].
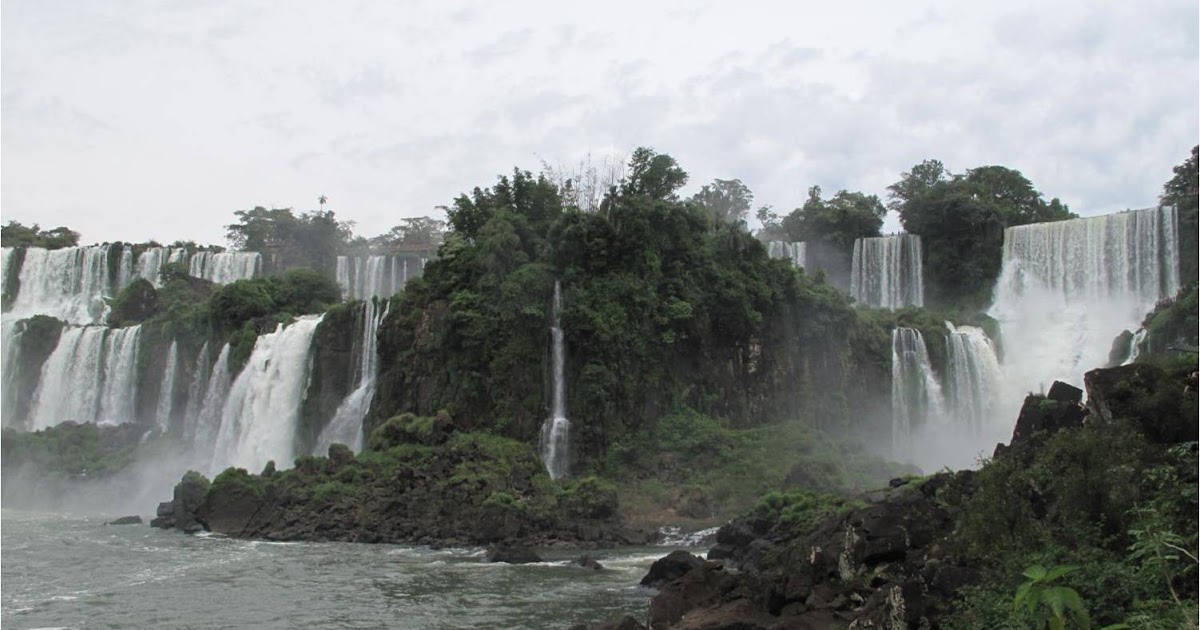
[1084, 363, 1198, 443]
[640, 551, 706, 588]
[106, 515, 143, 525]
[149, 471, 210, 533]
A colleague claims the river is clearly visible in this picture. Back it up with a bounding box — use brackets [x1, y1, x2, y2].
[2, 510, 669, 629]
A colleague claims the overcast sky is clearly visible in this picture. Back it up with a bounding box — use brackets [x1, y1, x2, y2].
[2, 0, 1196, 245]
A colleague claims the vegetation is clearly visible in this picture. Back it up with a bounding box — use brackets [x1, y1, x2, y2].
[225, 205, 353, 276]
[1161, 145, 1198, 284]
[0, 422, 144, 477]
[1, 221, 80, 249]
[780, 185, 886, 250]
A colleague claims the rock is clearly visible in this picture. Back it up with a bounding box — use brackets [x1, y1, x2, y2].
[649, 562, 733, 627]
[576, 554, 604, 570]
[1046, 380, 1084, 403]
[150, 471, 211, 533]
[575, 615, 646, 630]
[327, 443, 355, 470]
[1085, 364, 1199, 443]
[106, 515, 142, 525]
[783, 459, 844, 495]
[1107, 329, 1135, 367]
[640, 550, 706, 587]
[485, 546, 543, 564]
[1008, 387, 1086, 448]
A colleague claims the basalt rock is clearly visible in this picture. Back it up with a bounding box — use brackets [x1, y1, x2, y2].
[640, 550, 706, 588]
[486, 546, 542, 564]
[106, 515, 143, 525]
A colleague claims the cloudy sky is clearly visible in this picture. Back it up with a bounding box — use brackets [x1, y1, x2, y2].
[2, 0, 1196, 245]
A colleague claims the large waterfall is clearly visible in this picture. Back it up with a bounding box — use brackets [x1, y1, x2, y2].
[851, 234, 924, 309]
[890, 328, 944, 463]
[315, 299, 391, 452]
[336, 254, 425, 300]
[943, 323, 1004, 433]
[188, 251, 262, 285]
[28, 325, 143, 429]
[540, 281, 570, 480]
[767, 241, 806, 269]
[990, 206, 1179, 396]
[211, 316, 324, 472]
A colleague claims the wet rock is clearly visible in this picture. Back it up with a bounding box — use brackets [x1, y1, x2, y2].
[1008, 387, 1086, 449]
[149, 471, 210, 533]
[640, 550, 706, 588]
[485, 546, 542, 564]
[1085, 364, 1199, 443]
[576, 554, 604, 570]
[106, 515, 142, 525]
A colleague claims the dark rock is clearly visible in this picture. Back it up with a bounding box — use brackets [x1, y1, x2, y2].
[888, 477, 907, 488]
[640, 550, 706, 587]
[1008, 388, 1086, 448]
[576, 554, 604, 570]
[106, 515, 142, 525]
[648, 562, 732, 627]
[327, 443, 355, 470]
[783, 459, 844, 495]
[150, 471, 211, 533]
[1046, 380, 1084, 404]
[1108, 329, 1135, 367]
[485, 546, 542, 564]
[578, 615, 646, 630]
[1085, 364, 1199, 443]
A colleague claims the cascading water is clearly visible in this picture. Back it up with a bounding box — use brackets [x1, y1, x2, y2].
[540, 281, 570, 480]
[336, 255, 413, 300]
[850, 234, 924, 309]
[211, 316, 324, 472]
[1123, 328, 1149, 365]
[188, 251, 261, 285]
[943, 323, 1004, 433]
[28, 325, 142, 429]
[8, 245, 120, 324]
[989, 206, 1179, 398]
[767, 241, 807, 269]
[155, 340, 180, 431]
[314, 299, 391, 453]
[190, 344, 232, 446]
[890, 328, 944, 463]
[135, 247, 192, 286]
[1, 319, 24, 427]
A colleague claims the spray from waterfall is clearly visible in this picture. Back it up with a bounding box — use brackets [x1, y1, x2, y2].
[540, 281, 570, 480]
[767, 241, 807, 269]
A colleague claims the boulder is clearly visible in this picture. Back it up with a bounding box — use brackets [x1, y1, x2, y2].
[1008, 387, 1086, 449]
[485, 546, 543, 564]
[106, 515, 142, 526]
[149, 471, 211, 533]
[1084, 364, 1199, 443]
[640, 550, 706, 588]
[576, 554, 604, 570]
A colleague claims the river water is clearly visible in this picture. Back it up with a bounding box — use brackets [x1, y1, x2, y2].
[2, 510, 667, 629]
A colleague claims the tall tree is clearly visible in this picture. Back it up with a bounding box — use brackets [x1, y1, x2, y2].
[1161, 145, 1199, 285]
[780, 186, 885, 250]
[690, 178, 754, 226]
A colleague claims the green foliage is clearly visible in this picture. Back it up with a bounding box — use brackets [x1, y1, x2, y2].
[690, 178, 754, 226]
[107, 278, 160, 326]
[1160, 146, 1198, 284]
[209, 467, 265, 500]
[559, 476, 619, 519]
[226, 206, 352, 275]
[1013, 565, 1094, 630]
[781, 185, 886, 250]
[0, 221, 80, 249]
[311, 480, 358, 502]
[481, 491, 528, 512]
[1141, 285, 1199, 358]
[0, 423, 141, 477]
[754, 489, 847, 535]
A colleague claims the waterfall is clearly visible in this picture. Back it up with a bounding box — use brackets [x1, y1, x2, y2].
[336, 254, 418, 300]
[211, 316, 324, 472]
[1124, 328, 1149, 365]
[989, 206, 1179, 396]
[850, 234, 924, 309]
[28, 325, 143, 429]
[943, 323, 1003, 433]
[1, 319, 24, 427]
[890, 328, 944, 462]
[155, 340, 180, 431]
[191, 344, 232, 446]
[135, 247, 191, 286]
[188, 251, 261, 285]
[9, 245, 119, 324]
[540, 281, 570, 480]
[768, 241, 807, 269]
[315, 299, 391, 452]
[180, 341, 212, 439]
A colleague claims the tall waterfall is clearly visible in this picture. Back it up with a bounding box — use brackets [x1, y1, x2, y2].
[188, 251, 262, 285]
[336, 254, 420, 300]
[211, 316, 324, 472]
[767, 241, 806, 269]
[190, 343, 232, 446]
[1, 319, 24, 427]
[315, 299, 391, 452]
[135, 247, 191, 286]
[28, 325, 143, 429]
[540, 281, 570, 480]
[9, 245, 120, 324]
[850, 234, 924, 309]
[890, 328, 944, 462]
[155, 340, 180, 430]
[989, 206, 1179, 396]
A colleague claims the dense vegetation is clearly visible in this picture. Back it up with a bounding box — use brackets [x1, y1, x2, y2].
[1, 221, 80, 249]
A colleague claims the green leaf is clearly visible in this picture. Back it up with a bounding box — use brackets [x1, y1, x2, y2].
[1023, 564, 1048, 581]
[1013, 581, 1032, 609]
[1043, 565, 1079, 583]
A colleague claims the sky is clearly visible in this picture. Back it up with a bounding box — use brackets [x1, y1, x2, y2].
[2, 0, 1197, 246]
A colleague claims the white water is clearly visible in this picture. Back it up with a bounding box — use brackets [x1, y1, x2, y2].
[890, 328, 944, 463]
[191, 344, 232, 446]
[135, 247, 191, 286]
[336, 255, 412, 300]
[1124, 328, 1149, 365]
[850, 234, 924, 309]
[943, 323, 1004, 435]
[540, 281, 570, 480]
[9, 246, 119, 324]
[1, 246, 13, 286]
[188, 251, 261, 285]
[989, 206, 1179, 404]
[180, 341, 213, 440]
[28, 325, 143, 429]
[211, 316, 324, 473]
[1, 319, 24, 427]
[155, 340, 180, 431]
[767, 241, 806, 269]
[315, 299, 391, 453]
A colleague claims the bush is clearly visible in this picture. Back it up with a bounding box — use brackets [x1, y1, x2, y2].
[107, 278, 160, 326]
[560, 476, 618, 519]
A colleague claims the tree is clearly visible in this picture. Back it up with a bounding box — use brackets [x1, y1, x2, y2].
[225, 206, 353, 275]
[0, 221, 80, 249]
[447, 169, 563, 241]
[1161, 145, 1198, 285]
[691, 178, 754, 226]
[373, 217, 446, 250]
[780, 186, 885, 250]
[616, 147, 688, 202]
